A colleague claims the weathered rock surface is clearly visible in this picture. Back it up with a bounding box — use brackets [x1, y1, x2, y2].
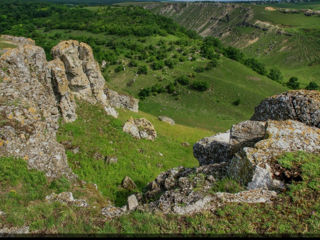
[1, 35, 35, 46]
[121, 176, 137, 191]
[230, 120, 320, 190]
[0, 36, 135, 179]
[0, 43, 74, 179]
[0, 226, 30, 235]
[123, 117, 157, 140]
[105, 88, 139, 112]
[141, 163, 276, 215]
[46, 192, 88, 207]
[251, 90, 320, 128]
[158, 116, 175, 125]
[127, 194, 139, 211]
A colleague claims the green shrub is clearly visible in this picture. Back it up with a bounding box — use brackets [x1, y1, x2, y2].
[138, 88, 150, 100]
[164, 59, 176, 69]
[114, 65, 124, 73]
[137, 65, 148, 74]
[176, 75, 190, 86]
[205, 59, 218, 70]
[223, 47, 244, 62]
[190, 81, 209, 91]
[151, 61, 164, 70]
[268, 68, 283, 82]
[128, 60, 138, 67]
[49, 177, 71, 194]
[244, 58, 267, 75]
[305, 81, 319, 90]
[232, 99, 241, 106]
[194, 66, 205, 73]
[286, 77, 300, 89]
[166, 82, 176, 94]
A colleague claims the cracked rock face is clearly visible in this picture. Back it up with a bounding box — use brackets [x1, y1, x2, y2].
[251, 90, 320, 128]
[230, 120, 320, 190]
[0, 36, 131, 179]
[105, 88, 139, 112]
[0, 43, 75, 179]
[141, 163, 276, 215]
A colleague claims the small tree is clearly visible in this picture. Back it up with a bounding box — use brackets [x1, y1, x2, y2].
[137, 65, 148, 74]
[305, 81, 319, 90]
[286, 77, 300, 89]
[190, 81, 209, 91]
[268, 68, 283, 82]
[176, 75, 190, 86]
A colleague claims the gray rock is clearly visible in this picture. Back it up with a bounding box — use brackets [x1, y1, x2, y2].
[127, 194, 139, 210]
[123, 117, 157, 141]
[0, 226, 29, 235]
[101, 206, 126, 219]
[121, 176, 137, 191]
[251, 90, 320, 128]
[45, 192, 88, 207]
[158, 116, 175, 125]
[105, 156, 118, 164]
[105, 88, 139, 112]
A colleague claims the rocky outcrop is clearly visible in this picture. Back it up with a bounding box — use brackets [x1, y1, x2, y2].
[140, 90, 320, 215]
[123, 117, 157, 140]
[0, 42, 74, 179]
[47, 59, 77, 122]
[158, 116, 175, 125]
[140, 163, 276, 215]
[46, 192, 88, 207]
[251, 90, 320, 128]
[104, 88, 139, 112]
[1, 35, 35, 46]
[0, 36, 133, 179]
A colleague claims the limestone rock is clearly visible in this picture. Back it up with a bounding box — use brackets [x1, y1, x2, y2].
[141, 162, 276, 215]
[123, 117, 157, 141]
[251, 90, 320, 128]
[158, 116, 175, 125]
[51, 40, 118, 118]
[127, 194, 139, 210]
[1, 35, 35, 46]
[229, 120, 320, 190]
[0, 226, 30, 235]
[0, 43, 74, 179]
[121, 176, 137, 190]
[101, 206, 127, 219]
[193, 130, 233, 165]
[105, 156, 118, 164]
[105, 88, 139, 112]
[46, 192, 88, 207]
[48, 59, 77, 122]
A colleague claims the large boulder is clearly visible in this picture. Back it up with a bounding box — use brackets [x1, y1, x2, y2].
[229, 120, 320, 190]
[123, 117, 157, 141]
[251, 90, 320, 128]
[194, 121, 266, 165]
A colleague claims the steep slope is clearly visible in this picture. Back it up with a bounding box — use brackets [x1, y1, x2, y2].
[141, 1, 320, 86]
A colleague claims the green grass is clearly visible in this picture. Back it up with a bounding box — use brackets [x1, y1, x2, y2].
[0, 38, 16, 53]
[108, 55, 286, 132]
[57, 101, 213, 206]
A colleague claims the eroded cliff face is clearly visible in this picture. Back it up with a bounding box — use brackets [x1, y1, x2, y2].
[0, 36, 138, 179]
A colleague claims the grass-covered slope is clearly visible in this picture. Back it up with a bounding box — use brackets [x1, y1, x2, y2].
[57, 101, 213, 206]
[1, 149, 319, 234]
[142, 1, 320, 87]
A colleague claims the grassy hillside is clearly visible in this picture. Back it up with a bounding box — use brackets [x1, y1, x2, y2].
[0, 1, 286, 131]
[57, 101, 213, 206]
[142, 1, 320, 87]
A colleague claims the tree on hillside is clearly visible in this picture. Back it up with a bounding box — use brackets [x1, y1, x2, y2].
[286, 77, 300, 89]
[305, 81, 319, 90]
[268, 68, 283, 83]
